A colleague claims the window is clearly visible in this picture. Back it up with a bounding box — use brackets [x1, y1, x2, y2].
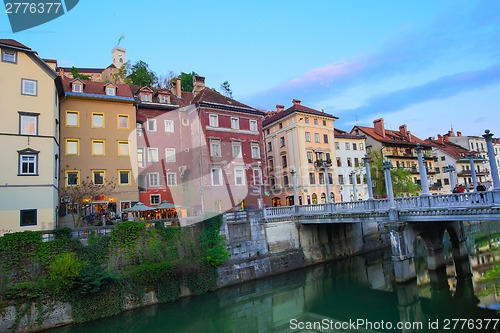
[314, 133, 320, 143]
[250, 120, 258, 132]
[18, 149, 38, 175]
[210, 139, 221, 157]
[20, 209, 37, 226]
[232, 141, 242, 158]
[66, 111, 79, 127]
[354, 157, 359, 166]
[117, 114, 129, 129]
[305, 117, 309, 123]
[164, 120, 174, 133]
[231, 117, 240, 130]
[165, 148, 176, 162]
[345, 142, 350, 150]
[159, 95, 170, 104]
[267, 141, 272, 152]
[328, 173, 333, 184]
[266, 129, 270, 135]
[65, 139, 79, 155]
[251, 143, 260, 159]
[141, 93, 152, 102]
[305, 132, 311, 142]
[118, 170, 131, 185]
[92, 140, 105, 156]
[444, 178, 450, 185]
[211, 166, 222, 186]
[19, 112, 38, 135]
[136, 123, 144, 136]
[92, 113, 104, 128]
[209, 114, 219, 127]
[167, 173, 177, 186]
[338, 174, 344, 185]
[319, 173, 325, 184]
[106, 86, 115, 96]
[323, 120, 327, 126]
[335, 142, 340, 150]
[92, 170, 105, 185]
[118, 141, 129, 156]
[148, 148, 159, 162]
[147, 119, 156, 131]
[268, 159, 274, 171]
[150, 194, 161, 205]
[284, 175, 289, 187]
[280, 136, 285, 147]
[66, 170, 80, 186]
[235, 167, 245, 185]
[326, 152, 331, 161]
[137, 148, 144, 168]
[2, 49, 16, 63]
[356, 175, 361, 184]
[336, 157, 342, 167]
[307, 151, 314, 163]
[282, 155, 287, 168]
[359, 143, 364, 150]
[72, 83, 82, 93]
[309, 173, 316, 185]
[323, 134, 329, 144]
[21, 79, 37, 96]
[279, 123, 283, 129]
[149, 173, 160, 187]
[353, 143, 357, 150]
[253, 168, 262, 185]
[347, 158, 352, 167]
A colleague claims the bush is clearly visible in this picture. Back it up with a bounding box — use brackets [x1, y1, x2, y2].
[46, 252, 84, 294]
[3, 281, 41, 300]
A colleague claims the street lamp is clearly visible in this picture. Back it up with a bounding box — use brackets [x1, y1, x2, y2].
[350, 171, 357, 202]
[467, 151, 478, 192]
[443, 165, 455, 191]
[290, 168, 298, 206]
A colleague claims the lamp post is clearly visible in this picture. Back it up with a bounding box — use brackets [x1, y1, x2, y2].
[383, 159, 395, 209]
[443, 165, 455, 192]
[363, 154, 374, 200]
[63, 194, 70, 227]
[350, 171, 357, 202]
[290, 168, 298, 206]
[467, 151, 478, 192]
[257, 161, 263, 209]
[483, 129, 500, 190]
[415, 143, 430, 196]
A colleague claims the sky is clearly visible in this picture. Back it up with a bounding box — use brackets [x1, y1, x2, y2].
[1, 0, 499, 139]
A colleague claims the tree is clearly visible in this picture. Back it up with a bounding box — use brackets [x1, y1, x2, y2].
[220, 81, 233, 98]
[157, 70, 177, 89]
[127, 60, 158, 87]
[70, 67, 91, 80]
[61, 167, 117, 227]
[368, 151, 420, 198]
[179, 71, 198, 92]
[109, 61, 130, 84]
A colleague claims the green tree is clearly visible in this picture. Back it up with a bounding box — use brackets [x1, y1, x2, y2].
[127, 60, 158, 87]
[368, 151, 420, 198]
[179, 71, 198, 92]
[70, 67, 91, 80]
[220, 81, 233, 98]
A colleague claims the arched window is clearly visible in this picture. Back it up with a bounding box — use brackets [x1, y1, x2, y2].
[330, 192, 335, 202]
[320, 193, 326, 203]
[312, 193, 317, 204]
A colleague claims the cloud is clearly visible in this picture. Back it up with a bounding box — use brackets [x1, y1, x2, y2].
[245, 0, 500, 110]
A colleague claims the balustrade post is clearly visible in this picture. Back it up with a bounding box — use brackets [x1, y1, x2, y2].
[383, 159, 396, 210]
[415, 143, 430, 196]
[363, 154, 374, 200]
[483, 129, 500, 190]
[467, 151, 478, 192]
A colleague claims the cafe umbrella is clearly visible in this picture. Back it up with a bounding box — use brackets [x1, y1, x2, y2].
[123, 202, 155, 220]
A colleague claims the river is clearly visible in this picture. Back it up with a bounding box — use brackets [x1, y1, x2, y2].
[46, 222, 500, 333]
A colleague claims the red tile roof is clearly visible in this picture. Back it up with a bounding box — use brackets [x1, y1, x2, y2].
[62, 78, 133, 98]
[0, 39, 31, 50]
[353, 125, 431, 147]
[192, 88, 262, 114]
[424, 138, 477, 160]
[263, 103, 337, 127]
[334, 128, 365, 140]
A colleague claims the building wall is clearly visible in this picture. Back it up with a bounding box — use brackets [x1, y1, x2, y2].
[59, 97, 138, 212]
[0, 49, 59, 235]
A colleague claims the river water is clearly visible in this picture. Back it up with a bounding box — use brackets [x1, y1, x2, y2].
[46, 222, 500, 333]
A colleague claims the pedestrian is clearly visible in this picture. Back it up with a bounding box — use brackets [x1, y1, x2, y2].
[457, 184, 465, 193]
[477, 183, 487, 202]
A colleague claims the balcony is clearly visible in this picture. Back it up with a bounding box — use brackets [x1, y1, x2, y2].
[315, 159, 332, 169]
[457, 169, 490, 177]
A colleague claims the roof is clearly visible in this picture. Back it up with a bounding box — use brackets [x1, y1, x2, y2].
[424, 138, 485, 161]
[62, 77, 133, 99]
[0, 39, 31, 50]
[334, 128, 365, 140]
[59, 66, 106, 74]
[263, 103, 338, 127]
[192, 88, 263, 115]
[130, 85, 193, 108]
[353, 125, 431, 148]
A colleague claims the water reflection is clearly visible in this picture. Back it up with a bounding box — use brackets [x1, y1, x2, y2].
[47, 225, 499, 333]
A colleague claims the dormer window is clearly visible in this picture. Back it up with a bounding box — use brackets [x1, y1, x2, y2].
[106, 86, 116, 96]
[73, 83, 82, 93]
[141, 93, 152, 102]
[159, 94, 170, 104]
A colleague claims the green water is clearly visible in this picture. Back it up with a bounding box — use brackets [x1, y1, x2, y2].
[46, 223, 499, 333]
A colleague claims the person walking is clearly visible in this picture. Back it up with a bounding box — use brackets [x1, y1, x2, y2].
[477, 183, 487, 202]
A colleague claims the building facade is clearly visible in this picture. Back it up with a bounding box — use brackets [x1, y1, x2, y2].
[59, 78, 138, 220]
[0, 39, 62, 235]
[263, 100, 339, 206]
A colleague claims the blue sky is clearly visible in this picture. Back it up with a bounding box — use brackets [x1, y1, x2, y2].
[2, 0, 499, 139]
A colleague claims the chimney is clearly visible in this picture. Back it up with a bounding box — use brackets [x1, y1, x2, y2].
[407, 130, 412, 142]
[447, 130, 454, 137]
[292, 99, 301, 106]
[176, 77, 181, 97]
[276, 104, 285, 112]
[192, 75, 205, 96]
[399, 124, 407, 136]
[437, 134, 444, 143]
[457, 131, 462, 137]
[373, 118, 385, 137]
[59, 67, 64, 77]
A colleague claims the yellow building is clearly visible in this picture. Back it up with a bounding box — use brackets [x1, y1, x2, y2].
[0, 39, 63, 235]
[263, 100, 339, 206]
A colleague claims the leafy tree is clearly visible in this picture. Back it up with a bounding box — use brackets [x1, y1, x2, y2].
[61, 166, 117, 227]
[70, 67, 91, 80]
[220, 81, 233, 98]
[127, 60, 158, 87]
[109, 61, 130, 84]
[179, 71, 198, 92]
[368, 151, 420, 198]
[157, 70, 177, 89]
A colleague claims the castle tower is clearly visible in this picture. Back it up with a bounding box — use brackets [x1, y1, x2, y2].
[112, 46, 126, 68]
